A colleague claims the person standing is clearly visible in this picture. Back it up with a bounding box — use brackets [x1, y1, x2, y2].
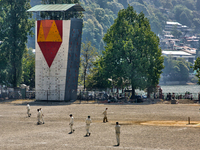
[27, 103, 31, 117]
[69, 114, 75, 133]
[39, 108, 45, 124]
[115, 122, 120, 146]
[85, 116, 92, 136]
[102, 108, 108, 123]
[37, 109, 42, 125]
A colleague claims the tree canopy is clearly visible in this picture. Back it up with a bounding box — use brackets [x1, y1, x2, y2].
[0, 0, 34, 87]
[79, 41, 98, 89]
[162, 56, 192, 82]
[98, 5, 164, 97]
[192, 57, 200, 84]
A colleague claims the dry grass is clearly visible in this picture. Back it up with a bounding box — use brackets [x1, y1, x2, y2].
[1, 99, 200, 150]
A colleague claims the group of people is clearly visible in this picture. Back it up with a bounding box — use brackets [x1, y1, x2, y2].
[26, 103, 45, 125]
[69, 107, 121, 146]
[26, 105, 120, 146]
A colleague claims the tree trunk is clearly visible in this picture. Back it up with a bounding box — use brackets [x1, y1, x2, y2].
[147, 87, 151, 98]
[131, 84, 135, 99]
[83, 68, 86, 89]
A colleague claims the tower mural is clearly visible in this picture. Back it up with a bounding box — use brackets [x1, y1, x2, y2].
[28, 4, 84, 101]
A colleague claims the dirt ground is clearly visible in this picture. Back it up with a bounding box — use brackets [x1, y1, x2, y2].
[1, 99, 200, 150]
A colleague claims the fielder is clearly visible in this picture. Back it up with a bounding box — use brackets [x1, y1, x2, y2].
[102, 108, 108, 123]
[37, 109, 42, 125]
[69, 114, 75, 133]
[39, 108, 45, 124]
[115, 122, 120, 146]
[26, 103, 31, 117]
[85, 116, 92, 136]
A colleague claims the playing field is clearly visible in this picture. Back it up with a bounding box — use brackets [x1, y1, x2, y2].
[1, 100, 200, 150]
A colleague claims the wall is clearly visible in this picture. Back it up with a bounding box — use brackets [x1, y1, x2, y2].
[35, 19, 83, 101]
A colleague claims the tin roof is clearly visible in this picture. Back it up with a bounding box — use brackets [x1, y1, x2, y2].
[162, 51, 191, 56]
[27, 4, 85, 12]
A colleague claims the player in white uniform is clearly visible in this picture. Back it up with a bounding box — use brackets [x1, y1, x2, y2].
[69, 114, 75, 133]
[102, 108, 108, 122]
[39, 108, 45, 124]
[37, 109, 42, 125]
[115, 122, 120, 146]
[26, 103, 31, 117]
[85, 116, 92, 136]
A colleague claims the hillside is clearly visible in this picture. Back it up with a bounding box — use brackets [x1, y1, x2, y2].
[29, 0, 200, 52]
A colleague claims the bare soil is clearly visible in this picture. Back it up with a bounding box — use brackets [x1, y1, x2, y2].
[1, 99, 200, 150]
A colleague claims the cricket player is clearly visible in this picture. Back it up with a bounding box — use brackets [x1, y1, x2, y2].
[85, 116, 92, 136]
[102, 108, 108, 123]
[115, 122, 120, 146]
[37, 109, 42, 125]
[39, 108, 45, 124]
[27, 103, 31, 117]
[69, 114, 75, 133]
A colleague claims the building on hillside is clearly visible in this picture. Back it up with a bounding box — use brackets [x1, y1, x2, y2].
[165, 21, 182, 31]
[164, 21, 192, 33]
[162, 51, 195, 64]
[185, 36, 199, 48]
[160, 38, 180, 50]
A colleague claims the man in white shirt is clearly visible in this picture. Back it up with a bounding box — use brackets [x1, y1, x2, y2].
[26, 103, 31, 117]
[85, 116, 92, 136]
[115, 122, 120, 146]
[102, 108, 108, 123]
[37, 109, 42, 125]
[69, 114, 75, 133]
[39, 108, 45, 124]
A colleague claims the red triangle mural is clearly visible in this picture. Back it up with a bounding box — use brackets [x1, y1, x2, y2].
[37, 20, 63, 68]
[43, 20, 53, 40]
[38, 42, 62, 67]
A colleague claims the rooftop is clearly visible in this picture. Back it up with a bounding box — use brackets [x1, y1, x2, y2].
[166, 21, 182, 26]
[162, 51, 191, 56]
[27, 4, 85, 12]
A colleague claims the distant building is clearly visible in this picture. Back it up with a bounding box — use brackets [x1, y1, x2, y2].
[162, 51, 195, 64]
[165, 21, 182, 31]
[164, 21, 192, 32]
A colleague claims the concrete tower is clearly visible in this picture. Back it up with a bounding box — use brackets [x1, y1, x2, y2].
[28, 4, 84, 101]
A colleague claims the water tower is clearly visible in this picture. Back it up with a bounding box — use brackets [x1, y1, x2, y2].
[28, 4, 84, 101]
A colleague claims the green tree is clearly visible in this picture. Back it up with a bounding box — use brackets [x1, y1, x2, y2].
[173, 5, 193, 27]
[152, 0, 162, 7]
[0, 0, 34, 87]
[130, 2, 150, 16]
[162, 57, 191, 82]
[163, 0, 173, 9]
[180, 11, 192, 27]
[86, 58, 111, 89]
[107, 2, 124, 15]
[80, 41, 98, 89]
[183, 0, 195, 10]
[193, 18, 200, 33]
[0, 43, 9, 85]
[22, 48, 35, 88]
[150, 17, 162, 35]
[192, 57, 200, 84]
[196, 0, 200, 11]
[96, 0, 108, 8]
[171, 25, 182, 39]
[102, 5, 164, 98]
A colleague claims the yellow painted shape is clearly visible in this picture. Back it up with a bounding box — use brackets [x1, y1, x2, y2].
[37, 22, 45, 42]
[46, 20, 62, 42]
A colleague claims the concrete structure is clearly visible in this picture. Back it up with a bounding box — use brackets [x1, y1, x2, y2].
[28, 4, 84, 101]
[162, 51, 195, 64]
